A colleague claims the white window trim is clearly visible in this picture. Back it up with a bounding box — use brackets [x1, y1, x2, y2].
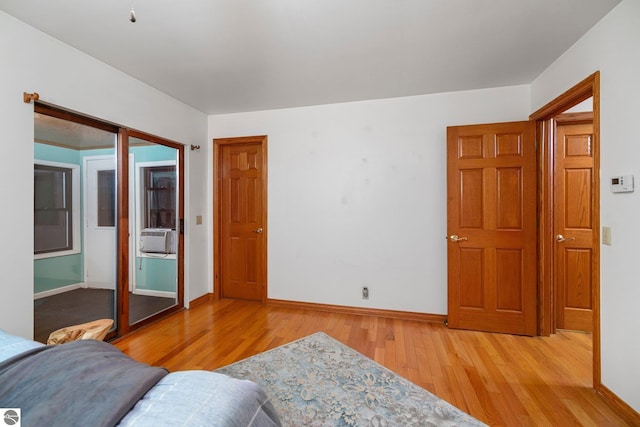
[34, 159, 81, 260]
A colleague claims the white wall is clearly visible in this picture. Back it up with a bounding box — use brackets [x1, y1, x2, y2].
[0, 11, 209, 338]
[532, 0, 640, 412]
[209, 85, 530, 314]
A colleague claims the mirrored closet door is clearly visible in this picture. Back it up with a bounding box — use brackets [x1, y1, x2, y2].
[128, 134, 182, 327]
[34, 109, 119, 343]
[33, 105, 184, 342]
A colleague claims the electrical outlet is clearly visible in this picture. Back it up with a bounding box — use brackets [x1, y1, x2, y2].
[362, 286, 369, 300]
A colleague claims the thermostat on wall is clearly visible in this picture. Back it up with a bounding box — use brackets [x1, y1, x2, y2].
[610, 175, 634, 193]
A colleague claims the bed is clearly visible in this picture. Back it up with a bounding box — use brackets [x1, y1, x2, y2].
[0, 329, 281, 427]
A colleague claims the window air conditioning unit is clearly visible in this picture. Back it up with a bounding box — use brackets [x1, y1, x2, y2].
[140, 228, 175, 254]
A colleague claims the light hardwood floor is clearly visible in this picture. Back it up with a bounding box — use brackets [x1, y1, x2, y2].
[113, 297, 633, 426]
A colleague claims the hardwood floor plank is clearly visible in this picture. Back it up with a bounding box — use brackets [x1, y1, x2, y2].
[112, 298, 635, 426]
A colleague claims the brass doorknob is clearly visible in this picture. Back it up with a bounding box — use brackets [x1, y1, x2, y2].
[449, 234, 468, 242]
[254, 228, 263, 234]
[555, 234, 574, 242]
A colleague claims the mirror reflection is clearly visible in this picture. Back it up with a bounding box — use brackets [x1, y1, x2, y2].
[129, 137, 178, 325]
[33, 113, 179, 342]
[33, 113, 118, 342]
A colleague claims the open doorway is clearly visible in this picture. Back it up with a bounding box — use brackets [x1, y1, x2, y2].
[531, 72, 601, 388]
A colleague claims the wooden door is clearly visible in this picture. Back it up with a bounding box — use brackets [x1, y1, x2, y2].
[553, 114, 594, 332]
[219, 140, 267, 301]
[447, 121, 537, 336]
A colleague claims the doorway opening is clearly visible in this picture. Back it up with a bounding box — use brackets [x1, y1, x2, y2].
[530, 71, 601, 388]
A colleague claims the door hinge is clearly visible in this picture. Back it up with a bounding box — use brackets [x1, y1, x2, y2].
[179, 218, 184, 234]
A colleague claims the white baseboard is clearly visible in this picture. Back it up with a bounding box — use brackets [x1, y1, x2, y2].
[132, 289, 176, 299]
[34, 283, 175, 300]
[34, 283, 83, 300]
[84, 282, 115, 290]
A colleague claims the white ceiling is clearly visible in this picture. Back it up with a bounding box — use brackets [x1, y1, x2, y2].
[1, 0, 621, 115]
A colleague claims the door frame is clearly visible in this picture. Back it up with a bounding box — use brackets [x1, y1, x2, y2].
[213, 135, 268, 302]
[530, 71, 601, 388]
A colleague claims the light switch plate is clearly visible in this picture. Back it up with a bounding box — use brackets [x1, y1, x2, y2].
[602, 226, 612, 246]
[196, 215, 203, 225]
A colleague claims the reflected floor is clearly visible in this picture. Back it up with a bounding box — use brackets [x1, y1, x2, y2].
[34, 288, 175, 343]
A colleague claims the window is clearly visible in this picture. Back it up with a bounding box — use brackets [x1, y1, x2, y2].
[97, 169, 116, 227]
[144, 165, 176, 229]
[34, 162, 80, 256]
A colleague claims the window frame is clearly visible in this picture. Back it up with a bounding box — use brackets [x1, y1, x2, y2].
[135, 160, 177, 259]
[34, 159, 81, 259]
[143, 164, 177, 230]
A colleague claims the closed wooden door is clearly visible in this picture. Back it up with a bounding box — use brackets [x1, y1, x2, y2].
[553, 114, 594, 332]
[219, 140, 267, 301]
[447, 121, 537, 336]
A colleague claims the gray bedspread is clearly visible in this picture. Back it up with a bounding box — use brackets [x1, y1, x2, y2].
[0, 339, 168, 427]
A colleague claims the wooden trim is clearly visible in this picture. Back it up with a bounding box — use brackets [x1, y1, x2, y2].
[267, 299, 448, 324]
[117, 128, 131, 336]
[529, 71, 601, 388]
[213, 135, 269, 302]
[213, 142, 221, 301]
[554, 112, 594, 125]
[189, 292, 214, 307]
[128, 129, 184, 149]
[34, 102, 120, 134]
[530, 73, 596, 121]
[536, 119, 553, 336]
[177, 144, 185, 309]
[592, 72, 602, 389]
[34, 138, 116, 151]
[597, 384, 640, 426]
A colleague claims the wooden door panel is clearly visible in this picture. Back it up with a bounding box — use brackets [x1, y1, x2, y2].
[559, 247, 593, 331]
[565, 133, 592, 157]
[460, 169, 484, 228]
[459, 248, 484, 308]
[496, 168, 523, 229]
[565, 169, 592, 228]
[554, 120, 594, 332]
[447, 121, 537, 336]
[496, 249, 523, 311]
[495, 132, 523, 156]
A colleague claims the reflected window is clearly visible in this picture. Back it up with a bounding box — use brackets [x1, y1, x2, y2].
[34, 163, 78, 254]
[144, 165, 176, 229]
[97, 169, 116, 227]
